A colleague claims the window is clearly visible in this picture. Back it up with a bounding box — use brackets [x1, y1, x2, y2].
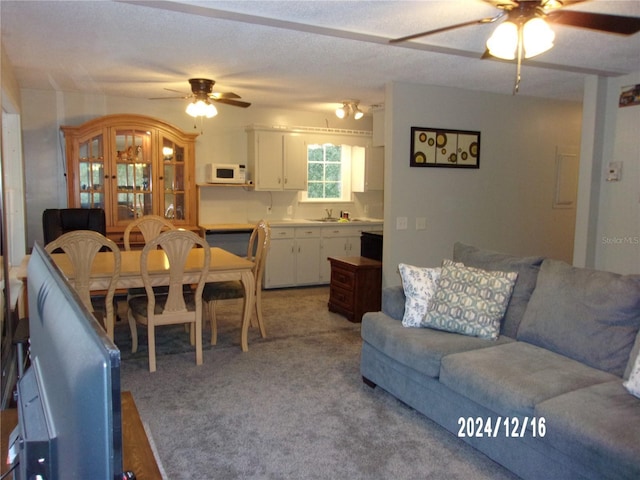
[301, 143, 353, 202]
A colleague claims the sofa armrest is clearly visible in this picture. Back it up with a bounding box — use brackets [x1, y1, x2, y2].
[382, 286, 405, 321]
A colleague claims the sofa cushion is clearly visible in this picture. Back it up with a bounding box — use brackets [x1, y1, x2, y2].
[624, 348, 640, 398]
[422, 260, 517, 340]
[517, 259, 640, 377]
[440, 342, 619, 418]
[361, 311, 514, 379]
[453, 242, 543, 338]
[624, 328, 640, 381]
[398, 263, 441, 328]
[535, 381, 640, 480]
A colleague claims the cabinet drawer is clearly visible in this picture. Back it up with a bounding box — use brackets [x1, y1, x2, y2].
[329, 284, 354, 311]
[271, 227, 294, 239]
[331, 267, 355, 291]
[295, 227, 320, 238]
[321, 226, 357, 238]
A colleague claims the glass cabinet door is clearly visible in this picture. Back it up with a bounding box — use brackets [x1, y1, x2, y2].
[160, 135, 187, 222]
[114, 129, 153, 223]
[77, 134, 105, 209]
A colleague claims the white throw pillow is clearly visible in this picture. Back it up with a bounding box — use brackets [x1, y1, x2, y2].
[399, 263, 441, 328]
[623, 351, 640, 398]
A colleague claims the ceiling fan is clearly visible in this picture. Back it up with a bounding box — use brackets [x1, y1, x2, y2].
[390, 1, 640, 93]
[150, 78, 251, 110]
[391, 1, 640, 46]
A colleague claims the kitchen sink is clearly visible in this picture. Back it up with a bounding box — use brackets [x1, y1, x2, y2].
[308, 218, 340, 222]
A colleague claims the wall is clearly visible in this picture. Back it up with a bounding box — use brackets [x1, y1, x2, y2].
[19, 89, 379, 246]
[382, 81, 582, 287]
[574, 72, 640, 275]
[1, 43, 27, 267]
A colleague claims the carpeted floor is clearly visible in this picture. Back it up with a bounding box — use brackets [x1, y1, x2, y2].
[115, 287, 519, 480]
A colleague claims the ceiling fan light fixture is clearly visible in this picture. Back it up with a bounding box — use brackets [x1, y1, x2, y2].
[486, 21, 518, 60]
[186, 99, 218, 118]
[522, 17, 555, 58]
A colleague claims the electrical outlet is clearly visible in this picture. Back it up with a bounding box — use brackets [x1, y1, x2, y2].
[267, 206, 272, 215]
[287, 205, 293, 215]
[416, 217, 426, 230]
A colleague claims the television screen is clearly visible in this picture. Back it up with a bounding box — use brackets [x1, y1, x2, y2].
[11, 242, 123, 479]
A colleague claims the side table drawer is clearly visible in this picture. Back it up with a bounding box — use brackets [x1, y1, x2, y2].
[329, 284, 353, 311]
[331, 267, 355, 291]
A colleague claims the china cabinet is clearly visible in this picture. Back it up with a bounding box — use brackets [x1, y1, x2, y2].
[61, 114, 198, 245]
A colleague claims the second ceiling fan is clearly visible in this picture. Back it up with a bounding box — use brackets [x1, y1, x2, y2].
[390, 1, 640, 93]
[391, 0, 640, 52]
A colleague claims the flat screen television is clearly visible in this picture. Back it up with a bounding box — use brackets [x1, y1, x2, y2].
[9, 242, 124, 479]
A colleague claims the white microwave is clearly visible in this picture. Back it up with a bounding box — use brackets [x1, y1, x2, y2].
[205, 163, 246, 184]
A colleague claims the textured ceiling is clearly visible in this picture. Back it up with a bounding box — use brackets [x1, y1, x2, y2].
[1, 0, 639, 115]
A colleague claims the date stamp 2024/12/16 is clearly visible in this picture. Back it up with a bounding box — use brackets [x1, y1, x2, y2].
[457, 417, 546, 438]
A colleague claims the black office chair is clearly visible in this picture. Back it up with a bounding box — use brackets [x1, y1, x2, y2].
[42, 208, 107, 245]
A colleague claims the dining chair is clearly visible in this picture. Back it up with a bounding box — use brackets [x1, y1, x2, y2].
[44, 230, 121, 340]
[123, 214, 178, 301]
[202, 219, 271, 345]
[123, 214, 176, 251]
[127, 229, 210, 372]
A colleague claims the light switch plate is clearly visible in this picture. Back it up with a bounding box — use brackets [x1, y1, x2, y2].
[396, 216, 408, 230]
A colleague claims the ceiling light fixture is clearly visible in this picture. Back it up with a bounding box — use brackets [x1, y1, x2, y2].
[186, 98, 218, 118]
[486, 13, 555, 95]
[335, 101, 364, 120]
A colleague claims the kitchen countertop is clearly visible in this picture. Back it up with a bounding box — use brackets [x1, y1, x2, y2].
[200, 218, 383, 231]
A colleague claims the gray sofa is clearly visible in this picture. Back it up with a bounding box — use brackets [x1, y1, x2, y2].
[360, 243, 640, 480]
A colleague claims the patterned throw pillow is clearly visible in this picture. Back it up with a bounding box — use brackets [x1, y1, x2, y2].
[399, 263, 441, 328]
[422, 260, 518, 340]
[623, 352, 640, 398]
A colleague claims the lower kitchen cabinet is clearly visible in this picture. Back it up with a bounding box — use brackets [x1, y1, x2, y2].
[264, 227, 321, 288]
[264, 223, 382, 289]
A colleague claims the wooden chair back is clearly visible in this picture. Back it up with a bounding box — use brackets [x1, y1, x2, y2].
[123, 215, 176, 251]
[135, 230, 210, 371]
[44, 230, 121, 339]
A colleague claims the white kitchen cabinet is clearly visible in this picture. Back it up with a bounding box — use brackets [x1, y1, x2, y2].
[352, 146, 384, 192]
[264, 227, 321, 288]
[319, 226, 365, 282]
[264, 227, 296, 288]
[247, 128, 307, 191]
[294, 228, 322, 286]
[264, 223, 382, 288]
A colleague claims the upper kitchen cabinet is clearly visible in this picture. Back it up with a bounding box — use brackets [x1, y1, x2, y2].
[247, 128, 307, 191]
[352, 146, 384, 192]
[61, 114, 198, 243]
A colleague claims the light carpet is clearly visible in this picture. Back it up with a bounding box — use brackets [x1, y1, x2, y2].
[116, 287, 519, 480]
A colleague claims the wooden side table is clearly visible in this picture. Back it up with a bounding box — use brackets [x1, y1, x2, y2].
[328, 256, 382, 322]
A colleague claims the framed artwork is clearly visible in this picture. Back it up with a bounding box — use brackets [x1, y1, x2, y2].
[410, 127, 480, 168]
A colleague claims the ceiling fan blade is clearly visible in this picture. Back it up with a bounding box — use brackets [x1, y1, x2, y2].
[390, 14, 504, 43]
[548, 10, 640, 35]
[209, 92, 242, 100]
[148, 95, 190, 100]
[212, 98, 251, 108]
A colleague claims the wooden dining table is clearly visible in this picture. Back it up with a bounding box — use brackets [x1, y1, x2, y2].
[17, 247, 257, 352]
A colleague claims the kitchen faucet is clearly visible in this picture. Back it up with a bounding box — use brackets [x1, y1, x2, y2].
[325, 208, 333, 219]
